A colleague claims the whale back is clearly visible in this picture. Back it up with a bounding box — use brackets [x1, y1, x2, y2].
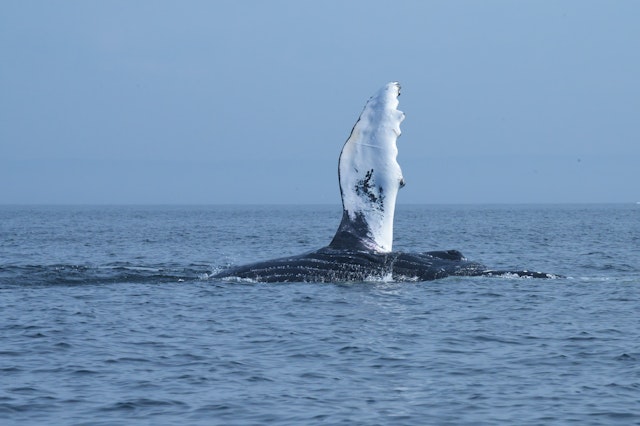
[329, 82, 405, 253]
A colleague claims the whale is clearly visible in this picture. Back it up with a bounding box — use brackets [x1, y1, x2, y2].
[214, 82, 556, 283]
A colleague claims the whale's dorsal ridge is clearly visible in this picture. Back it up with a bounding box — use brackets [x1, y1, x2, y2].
[329, 82, 405, 253]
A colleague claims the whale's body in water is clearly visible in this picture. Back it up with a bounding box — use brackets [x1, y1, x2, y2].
[215, 82, 555, 283]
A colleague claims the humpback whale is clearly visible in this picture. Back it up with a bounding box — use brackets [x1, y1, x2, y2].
[215, 82, 555, 283]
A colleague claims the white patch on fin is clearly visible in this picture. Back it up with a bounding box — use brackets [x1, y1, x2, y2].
[329, 82, 405, 253]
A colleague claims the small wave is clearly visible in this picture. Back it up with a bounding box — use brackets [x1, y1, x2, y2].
[363, 272, 395, 283]
[0, 263, 215, 287]
[99, 398, 188, 412]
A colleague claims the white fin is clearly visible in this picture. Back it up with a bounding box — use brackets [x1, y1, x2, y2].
[329, 82, 405, 253]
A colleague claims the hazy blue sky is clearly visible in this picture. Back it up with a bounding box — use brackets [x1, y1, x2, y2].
[1, 1, 638, 204]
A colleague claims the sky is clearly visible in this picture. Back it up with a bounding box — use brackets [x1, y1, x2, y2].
[1, 1, 638, 204]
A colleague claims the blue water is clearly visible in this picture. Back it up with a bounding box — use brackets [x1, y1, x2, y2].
[1, 204, 639, 425]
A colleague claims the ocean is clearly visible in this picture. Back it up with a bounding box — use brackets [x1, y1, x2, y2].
[1, 204, 639, 425]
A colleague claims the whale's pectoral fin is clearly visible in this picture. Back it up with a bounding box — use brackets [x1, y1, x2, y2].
[329, 211, 372, 251]
[329, 82, 405, 253]
[481, 270, 561, 279]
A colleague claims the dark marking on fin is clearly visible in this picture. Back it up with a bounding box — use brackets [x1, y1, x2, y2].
[354, 169, 384, 210]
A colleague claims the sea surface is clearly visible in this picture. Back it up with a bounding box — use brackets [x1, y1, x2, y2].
[1, 204, 639, 425]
